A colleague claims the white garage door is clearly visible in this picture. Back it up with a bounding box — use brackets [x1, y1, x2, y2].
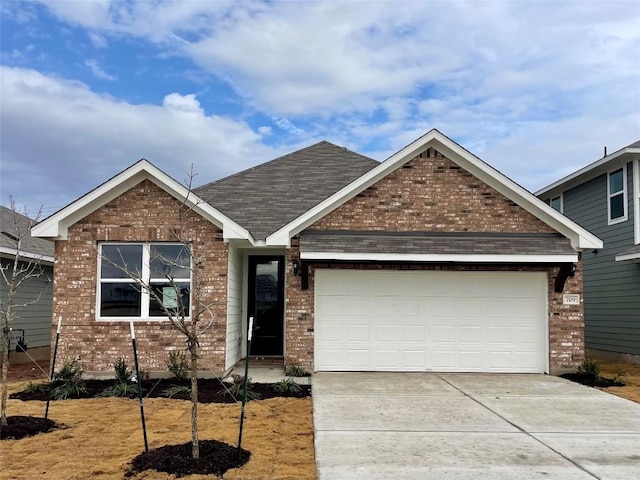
[314, 270, 548, 373]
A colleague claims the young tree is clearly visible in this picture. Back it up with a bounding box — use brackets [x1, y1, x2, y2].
[0, 200, 44, 436]
[101, 168, 215, 459]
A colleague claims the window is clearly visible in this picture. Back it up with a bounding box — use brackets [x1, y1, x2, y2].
[549, 195, 562, 213]
[98, 243, 191, 319]
[608, 167, 627, 224]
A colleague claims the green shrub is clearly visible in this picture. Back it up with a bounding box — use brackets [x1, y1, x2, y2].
[113, 357, 133, 383]
[578, 356, 601, 379]
[224, 374, 261, 401]
[51, 358, 87, 400]
[273, 378, 302, 394]
[24, 381, 49, 394]
[99, 358, 135, 397]
[284, 365, 308, 377]
[166, 351, 189, 381]
[162, 385, 191, 398]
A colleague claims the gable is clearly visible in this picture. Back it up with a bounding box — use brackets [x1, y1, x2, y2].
[310, 148, 555, 234]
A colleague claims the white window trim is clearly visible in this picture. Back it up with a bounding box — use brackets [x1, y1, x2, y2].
[550, 194, 563, 213]
[635, 159, 640, 244]
[97, 242, 192, 322]
[607, 166, 628, 225]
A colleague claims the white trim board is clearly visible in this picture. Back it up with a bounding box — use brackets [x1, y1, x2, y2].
[300, 251, 579, 263]
[0, 246, 54, 264]
[31, 159, 255, 244]
[267, 129, 602, 251]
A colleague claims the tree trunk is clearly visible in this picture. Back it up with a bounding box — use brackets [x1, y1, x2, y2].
[1, 324, 10, 431]
[190, 344, 199, 459]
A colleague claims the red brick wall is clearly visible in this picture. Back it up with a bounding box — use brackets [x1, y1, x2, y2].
[285, 148, 584, 373]
[52, 179, 228, 376]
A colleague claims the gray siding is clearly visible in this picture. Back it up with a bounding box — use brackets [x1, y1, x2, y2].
[0, 259, 53, 350]
[562, 160, 640, 356]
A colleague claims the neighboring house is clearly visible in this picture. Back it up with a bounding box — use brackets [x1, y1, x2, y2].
[1, 205, 54, 362]
[537, 140, 640, 364]
[32, 130, 602, 376]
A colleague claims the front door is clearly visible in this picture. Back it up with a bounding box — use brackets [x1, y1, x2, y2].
[248, 256, 285, 356]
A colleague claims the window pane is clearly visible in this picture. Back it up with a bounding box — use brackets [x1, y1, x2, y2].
[610, 194, 625, 220]
[551, 197, 561, 212]
[149, 282, 190, 317]
[100, 283, 141, 317]
[150, 244, 191, 279]
[101, 245, 143, 278]
[610, 169, 624, 194]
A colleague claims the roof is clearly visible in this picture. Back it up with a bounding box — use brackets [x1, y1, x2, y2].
[31, 160, 253, 242]
[267, 129, 603, 251]
[536, 139, 640, 197]
[194, 141, 379, 239]
[299, 230, 577, 263]
[0, 205, 54, 262]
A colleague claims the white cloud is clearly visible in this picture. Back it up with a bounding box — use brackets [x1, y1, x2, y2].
[84, 59, 116, 81]
[0, 66, 284, 213]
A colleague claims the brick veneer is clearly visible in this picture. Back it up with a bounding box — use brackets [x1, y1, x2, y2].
[52, 179, 228, 376]
[285, 148, 584, 373]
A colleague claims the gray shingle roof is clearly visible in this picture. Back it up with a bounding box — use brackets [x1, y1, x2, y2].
[299, 230, 575, 257]
[628, 140, 640, 148]
[0, 206, 54, 258]
[194, 141, 379, 239]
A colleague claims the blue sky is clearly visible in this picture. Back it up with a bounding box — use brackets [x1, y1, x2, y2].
[1, 0, 639, 217]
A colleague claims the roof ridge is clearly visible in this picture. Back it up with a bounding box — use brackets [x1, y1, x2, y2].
[195, 141, 377, 191]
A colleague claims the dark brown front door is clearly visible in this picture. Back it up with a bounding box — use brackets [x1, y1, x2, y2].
[248, 256, 284, 356]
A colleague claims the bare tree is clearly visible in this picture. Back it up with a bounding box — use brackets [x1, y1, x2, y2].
[1, 199, 44, 435]
[100, 167, 215, 459]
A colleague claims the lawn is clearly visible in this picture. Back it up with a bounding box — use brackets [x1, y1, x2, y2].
[2, 377, 316, 480]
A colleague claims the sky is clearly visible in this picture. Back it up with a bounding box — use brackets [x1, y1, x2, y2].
[1, 0, 639, 218]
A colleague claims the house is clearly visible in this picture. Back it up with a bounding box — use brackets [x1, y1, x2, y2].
[32, 130, 602, 377]
[1, 205, 54, 364]
[537, 140, 640, 364]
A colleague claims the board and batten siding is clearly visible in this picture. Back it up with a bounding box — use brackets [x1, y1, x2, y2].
[0, 260, 53, 349]
[562, 160, 640, 357]
[225, 242, 243, 369]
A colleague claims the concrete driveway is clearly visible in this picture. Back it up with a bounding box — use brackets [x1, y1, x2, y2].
[313, 373, 640, 480]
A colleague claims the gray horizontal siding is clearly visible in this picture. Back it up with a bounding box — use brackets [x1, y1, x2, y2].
[0, 260, 53, 350]
[562, 160, 640, 357]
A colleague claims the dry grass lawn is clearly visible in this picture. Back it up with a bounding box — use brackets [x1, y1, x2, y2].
[599, 361, 640, 403]
[2, 380, 316, 480]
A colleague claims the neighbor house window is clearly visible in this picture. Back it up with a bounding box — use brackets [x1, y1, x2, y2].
[98, 243, 191, 319]
[607, 167, 627, 224]
[549, 195, 562, 213]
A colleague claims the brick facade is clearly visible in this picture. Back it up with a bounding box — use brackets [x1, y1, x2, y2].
[285, 149, 584, 373]
[52, 179, 228, 376]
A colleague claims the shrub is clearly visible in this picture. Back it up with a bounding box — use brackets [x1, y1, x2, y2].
[51, 358, 87, 400]
[224, 374, 261, 401]
[166, 351, 189, 381]
[273, 378, 302, 394]
[99, 358, 135, 398]
[24, 381, 49, 394]
[284, 365, 308, 377]
[162, 385, 191, 398]
[578, 356, 601, 380]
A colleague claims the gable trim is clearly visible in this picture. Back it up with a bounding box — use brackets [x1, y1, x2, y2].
[300, 251, 578, 263]
[266, 129, 602, 250]
[31, 160, 255, 243]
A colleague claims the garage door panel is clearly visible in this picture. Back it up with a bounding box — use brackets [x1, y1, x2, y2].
[315, 270, 547, 373]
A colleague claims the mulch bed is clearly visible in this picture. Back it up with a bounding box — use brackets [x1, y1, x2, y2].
[124, 439, 250, 478]
[560, 373, 625, 388]
[1, 415, 60, 440]
[11, 378, 311, 403]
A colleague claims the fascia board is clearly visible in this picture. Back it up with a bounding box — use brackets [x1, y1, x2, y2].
[268, 129, 602, 250]
[615, 252, 640, 262]
[0, 246, 55, 264]
[31, 160, 254, 244]
[300, 251, 579, 263]
[429, 137, 603, 251]
[267, 129, 442, 245]
[536, 147, 640, 198]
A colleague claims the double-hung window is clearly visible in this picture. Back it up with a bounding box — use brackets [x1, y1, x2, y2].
[99, 243, 191, 319]
[608, 167, 627, 224]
